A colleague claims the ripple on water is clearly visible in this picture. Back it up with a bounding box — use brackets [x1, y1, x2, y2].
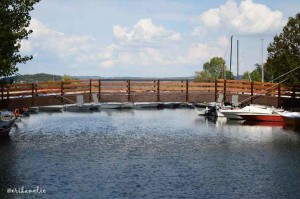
[1, 109, 300, 199]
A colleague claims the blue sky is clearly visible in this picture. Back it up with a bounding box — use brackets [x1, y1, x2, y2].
[19, 0, 300, 77]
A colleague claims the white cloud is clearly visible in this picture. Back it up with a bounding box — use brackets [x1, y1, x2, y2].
[198, 0, 285, 34]
[200, 8, 220, 27]
[21, 18, 115, 69]
[191, 26, 206, 37]
[113, 18, 181, 44]
[218, 35, 229, 48]
[19, 17, 238, 76]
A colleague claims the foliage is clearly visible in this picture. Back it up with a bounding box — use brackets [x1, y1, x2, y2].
[195, 57, 234, 81]
[265, 13, 300, 84]
[62, 74, 72, 82]
[10, 73, 62, 83]
[0, 0, 40, 79]
[242, 64, 272, 82]
[225, 70, 234, 80]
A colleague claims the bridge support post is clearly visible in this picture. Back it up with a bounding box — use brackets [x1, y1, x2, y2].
[89, 79, 92, 103]
[157, 80, 160, 102]
[127, 80, 131, 102]
[214, 79, 218, 102]
[1, 84, 3, 101]
[277, 83, 281, 107]
[31, 83, 35, 106]
[186, 80, 189, 102]
[223, 79, 227, 102]
[98, 79, 101, 102]
[251, 81, 254, 104]
[61, 81, 64, 104]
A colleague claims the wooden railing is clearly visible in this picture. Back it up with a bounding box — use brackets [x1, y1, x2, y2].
[1, 79, 300, 104]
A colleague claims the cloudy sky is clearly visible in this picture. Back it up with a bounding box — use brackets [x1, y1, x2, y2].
[19, 0, 300, 77]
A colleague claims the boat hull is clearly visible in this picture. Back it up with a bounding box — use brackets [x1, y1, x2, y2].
[0, 128, 11, 138]
[66, 105, 92, 112]
[219, 109, 244, 120]
[100, 103, 123, 109]
[39, 105, 63, 112]
[243, 121, 285, 126]
[0, 116, 15, 139]
[239, 114, 284, 122]
[280, 112, 300, 126]
[133, 102, 159, 109]
[282, 117, 300, 126]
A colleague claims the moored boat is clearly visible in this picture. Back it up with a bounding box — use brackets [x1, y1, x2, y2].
[133, 102, 160, 109]
[238, 113, 284, 122]
[279, 112, 300, 126]
[121, 102, 134, 109]
[220, 104, 284, 120]
[39, 105, 64, 112]
[99, 102, 123, 109]
[0, 111, 16, 138]
[65, 104, 93, 112]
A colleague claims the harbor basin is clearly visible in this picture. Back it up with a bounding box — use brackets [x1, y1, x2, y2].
[1, 109, 300, 199]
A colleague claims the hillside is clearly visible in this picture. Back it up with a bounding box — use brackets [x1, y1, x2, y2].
[14, 73, 62, 83]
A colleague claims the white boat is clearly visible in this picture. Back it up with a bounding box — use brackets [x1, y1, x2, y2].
[122, 102, 133, 109]
[279, 111, 300, 126]
[133, 102, 160, 109]
[29, 106, 39, 113]
[99, 102, 123, 109]
[0, 111, 16, 138]
[220, 104, 283, 120]
[163, 102, 181, 109]
[65, 104, 93, 112]
[97, 102, 134, 110]
[38, 105, 63, 112]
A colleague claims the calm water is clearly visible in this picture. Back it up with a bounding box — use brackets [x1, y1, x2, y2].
[1, 109, 300, 199]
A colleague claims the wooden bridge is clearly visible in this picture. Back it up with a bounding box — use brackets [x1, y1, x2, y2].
[1, 78, 299, 110]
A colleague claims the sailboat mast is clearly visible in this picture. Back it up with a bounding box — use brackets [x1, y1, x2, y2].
[230, 35, 233, 73]
[261, 38, 264, 82]
[237, 40, 239, 80]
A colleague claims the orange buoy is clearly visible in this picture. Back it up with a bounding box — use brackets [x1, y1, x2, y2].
[14, 108, 20, 117]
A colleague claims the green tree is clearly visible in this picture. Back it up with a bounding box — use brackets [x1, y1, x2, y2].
[242, 63, 272, 82]
[0, 0, 40, 79]
[225, 70, 234, 80]
[195, 57, 234, 81]
[62, 74, 72, 82]
[265, 13, 300, 83]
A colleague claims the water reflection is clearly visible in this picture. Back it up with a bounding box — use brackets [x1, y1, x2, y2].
[1, 109, 300, 198]
[0, 137, 17, 199]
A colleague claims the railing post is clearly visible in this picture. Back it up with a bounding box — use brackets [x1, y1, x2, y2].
[251, 81, 254, 104]
[157, 80, 160, 102]
[98, 79, 101, 102]
[89, 79, 92, 102]
[215, 79, 218, 102]
[186, 80, 189, 102]
[292, 85, 296, 99]
[31, 83, 35, 106]
[277, 83, 281, 107]
[61, 81, 64, 103]
[1, 84, 3, 101]
[6, 86, 9, 100]
[223, 79, 226, 102]
[127, 80, 131, 102]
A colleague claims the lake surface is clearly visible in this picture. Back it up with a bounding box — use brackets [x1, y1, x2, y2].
[1, 109, 300, 199]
